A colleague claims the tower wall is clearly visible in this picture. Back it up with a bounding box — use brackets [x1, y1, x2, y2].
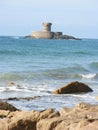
[42, 23, 52, 32]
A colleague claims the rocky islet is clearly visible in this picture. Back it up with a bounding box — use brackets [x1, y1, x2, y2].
[25, 22, 81, 40]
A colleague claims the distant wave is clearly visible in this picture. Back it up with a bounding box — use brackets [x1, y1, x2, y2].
[90, 62, 98, 70]
[0, 71, 97, 82]
[43, 66, 89, 79]
[44, 72, 98, 80]
[0, 50, 26, 55]
[0, 73, 23, 80]
[73, 51, 92, 55]
[80, 74, 96, 79]
[44, 66, 89, 74]
[0, 72, 36, 80]
[12, 36, 20, 39]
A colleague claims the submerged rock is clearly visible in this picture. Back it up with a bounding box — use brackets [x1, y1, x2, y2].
[4, 96, 40, 101]
[52, 81, 93, 94]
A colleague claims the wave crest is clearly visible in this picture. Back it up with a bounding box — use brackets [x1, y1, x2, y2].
[80, 74, 96, 79]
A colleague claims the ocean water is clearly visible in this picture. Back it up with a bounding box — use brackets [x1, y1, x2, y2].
[0, 36, 98, 110]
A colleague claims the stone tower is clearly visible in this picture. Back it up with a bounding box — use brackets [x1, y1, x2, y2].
[42, 22, 52, 32]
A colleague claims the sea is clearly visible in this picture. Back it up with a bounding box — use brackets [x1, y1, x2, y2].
[0, 36, 98, 111]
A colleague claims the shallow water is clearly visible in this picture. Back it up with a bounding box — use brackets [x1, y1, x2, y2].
[0, 36, 98, 110]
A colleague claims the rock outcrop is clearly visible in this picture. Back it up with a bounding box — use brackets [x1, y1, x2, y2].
[0, 102, 98, 130]
[52, 81, 93, 94]
[25, 22, 81, 40]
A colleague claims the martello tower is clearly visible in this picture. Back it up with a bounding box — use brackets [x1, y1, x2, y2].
[30, 22, 63, 39]
[42, 23, 52, 32]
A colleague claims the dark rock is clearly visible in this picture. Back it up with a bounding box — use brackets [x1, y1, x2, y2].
[62, 35, 81, 40]
[0, 110, 9, 119]
[52, 81, 93, 94]
[6, 96, 40, 101]
[0, 102, 18, 111]
[24, 35, 35, 38]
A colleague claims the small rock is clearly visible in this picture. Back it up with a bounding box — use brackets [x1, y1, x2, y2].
[74, 102, 91, 111]
[8, 81, 15, 86]
[8, 81, 21, 88]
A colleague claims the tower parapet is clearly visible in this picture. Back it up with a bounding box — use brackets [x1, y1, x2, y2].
[42, 23, 52, 32]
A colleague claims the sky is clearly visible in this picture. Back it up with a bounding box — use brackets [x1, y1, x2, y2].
[0, 0, 98, 38]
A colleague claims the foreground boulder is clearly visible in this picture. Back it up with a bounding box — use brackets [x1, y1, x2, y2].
[0, 103, 98, 130]
[0, 108, 59, 130]
[52, 81, 93, 94]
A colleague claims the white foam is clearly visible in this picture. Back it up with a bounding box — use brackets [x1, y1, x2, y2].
[80, 74, 96, 79]
[0, 82, 50, 93]
[0, 87, 5, 92]
[12, 36, 20, 39]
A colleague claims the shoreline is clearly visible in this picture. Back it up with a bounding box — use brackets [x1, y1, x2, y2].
[0, 81, 98, 111]
[0, 81, 98, 129]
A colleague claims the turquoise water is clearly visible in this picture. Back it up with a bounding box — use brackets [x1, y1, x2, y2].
[0, 36, 98, 110]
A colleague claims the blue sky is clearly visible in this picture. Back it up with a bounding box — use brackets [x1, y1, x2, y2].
[0, 0, 98, 38]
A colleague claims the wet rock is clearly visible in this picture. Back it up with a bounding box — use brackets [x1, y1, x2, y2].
[8, 81, 21, 88]
[8, 81, 16, 86]
[62, 35, 81, 40]
[0, 102, 18, 111]
[52, 81, 93, 94]
[6, 96, 40, 101]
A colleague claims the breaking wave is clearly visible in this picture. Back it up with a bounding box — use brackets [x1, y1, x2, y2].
[43, 66, 89, 79]
[80, 74, 96, 79]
